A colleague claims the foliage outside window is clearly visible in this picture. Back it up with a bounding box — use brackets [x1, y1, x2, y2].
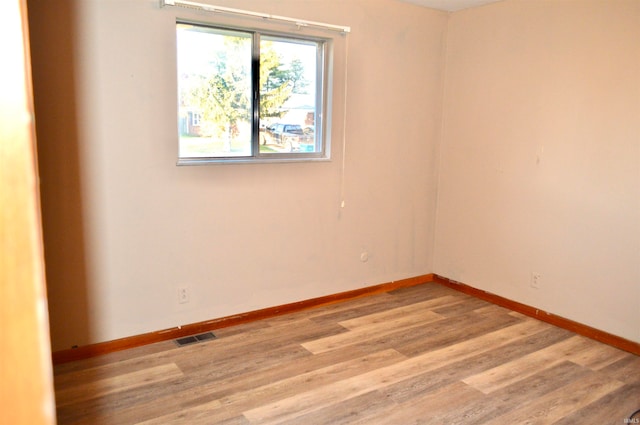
[176, 22, 328, 163]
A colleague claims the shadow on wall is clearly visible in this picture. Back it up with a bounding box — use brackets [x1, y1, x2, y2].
[28, 0, 91, 352]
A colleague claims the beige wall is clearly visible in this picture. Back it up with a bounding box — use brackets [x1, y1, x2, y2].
[30, 0, 639, 350]
[29, 0, 447, 350]
[435, 0, 640, 342]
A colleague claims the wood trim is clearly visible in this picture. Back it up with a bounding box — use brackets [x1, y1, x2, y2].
[52, 274, 435, 364]
[53, 272, 639, 364]
[1, 0, 56, 423]
[434, 275, 640, 356]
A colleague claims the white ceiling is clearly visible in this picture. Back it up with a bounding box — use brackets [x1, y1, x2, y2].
[398, 0, 505, 12]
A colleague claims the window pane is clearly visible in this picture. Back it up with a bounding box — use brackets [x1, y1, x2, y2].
[259, 37, 319, 154]
[177, 24, 252, 158]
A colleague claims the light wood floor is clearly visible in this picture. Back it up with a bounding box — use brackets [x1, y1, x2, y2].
[54, 283, 640, 425]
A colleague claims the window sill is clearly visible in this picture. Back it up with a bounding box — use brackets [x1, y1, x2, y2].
[176, 155, 331, 166]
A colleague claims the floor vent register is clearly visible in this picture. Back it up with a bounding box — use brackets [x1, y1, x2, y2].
[174, 331, 217, 347]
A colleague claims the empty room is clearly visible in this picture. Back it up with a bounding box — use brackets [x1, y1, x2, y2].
[5, 0, 639, 423]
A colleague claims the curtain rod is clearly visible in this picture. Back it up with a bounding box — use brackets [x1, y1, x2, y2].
[160, 0, 351, 34]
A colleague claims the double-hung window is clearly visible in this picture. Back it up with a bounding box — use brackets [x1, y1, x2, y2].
[176, 22, 329, 163]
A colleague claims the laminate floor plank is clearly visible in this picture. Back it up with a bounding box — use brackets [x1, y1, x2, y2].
[266, 293, 397, 325]
[53, 283, 640, 425]
[55, 343, 310, 425]
[273, 390, 396, 425]
[55, 363, 183, 407]
[53, 342, 196, 391]
[349, 381, 486, 425]
[462, 335, 597, 394]
[448, 361, 593, 425]
[242, 320, 547, 424]
[301, 310, 444, 354]
[304, 293, 434, 325]
[170, 320, 345, 378]
[337, 295, 459, 330]
[133, 400, 246, 425]
[393, 309, 525, 357]
[473, 303, 513, 315]
[387, 282, 464, 300]
[481, 370, 626, 425]
[382, 325, 575, 404]
[139, 349, 407, 425]
[598, 354, 640, 385]
[429, 295, 493, 317]
[564, 339, 631, 370]
[65, 345, 375, 425]
[219, 349, 407, 414]
[306, 284, 467, 326]
[190, 342, 313, 383]
[552, 382, 640, 425]
[211, 320, 273, 338]
[85, 344, 396, 423]
[185, 319, 345, 356]
[53, 340, 178, 376]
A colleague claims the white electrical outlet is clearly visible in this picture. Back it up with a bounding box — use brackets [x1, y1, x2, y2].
[178, 286, 190, 304]
[531, 273, 541, 289]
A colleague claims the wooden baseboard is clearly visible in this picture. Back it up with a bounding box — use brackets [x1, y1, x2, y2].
[52, 273, 435, 364]
[434, 275, 640, 356]
[52, 272, 639, 364]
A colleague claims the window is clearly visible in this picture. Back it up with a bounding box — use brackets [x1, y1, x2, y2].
[176, 22, 328, 163]
[190, 112, 201, 127]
